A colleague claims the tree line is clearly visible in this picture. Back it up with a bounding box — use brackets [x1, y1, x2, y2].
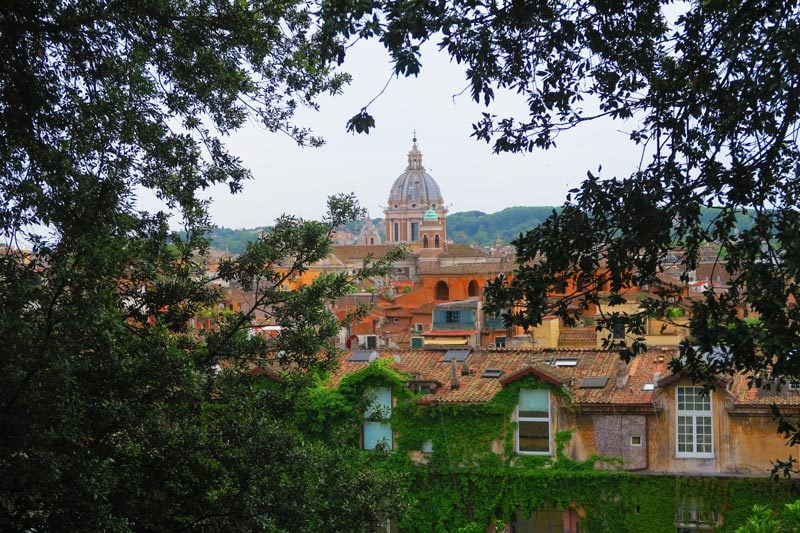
[207, 206, 758, 252]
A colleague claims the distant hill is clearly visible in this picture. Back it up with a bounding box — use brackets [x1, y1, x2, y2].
[205, 206, 757, 253]
[447, 206, 559, 246]
[206, 226, 270, 254]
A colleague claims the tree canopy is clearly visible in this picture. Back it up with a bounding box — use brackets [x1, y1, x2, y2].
[0, 1, 403, 529]
[320, 0, 800, 465]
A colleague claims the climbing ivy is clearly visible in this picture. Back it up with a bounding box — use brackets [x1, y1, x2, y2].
[392, 376, 571, 468]
[297, 360, 800, 532]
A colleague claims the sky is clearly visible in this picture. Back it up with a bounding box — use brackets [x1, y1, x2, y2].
[195, 39, 645, 229]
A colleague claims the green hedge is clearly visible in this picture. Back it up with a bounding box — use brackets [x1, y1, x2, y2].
[393, 469, 800, 532]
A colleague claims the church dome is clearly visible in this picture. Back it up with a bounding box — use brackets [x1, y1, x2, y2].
[387, 140, 443, 208]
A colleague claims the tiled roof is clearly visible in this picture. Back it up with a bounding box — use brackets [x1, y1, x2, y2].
[330, 349, 663, 406]
[420, 263, 512, 275]
[438, 243, 489, 258]
[500, 364, 571, 387]
[435, 298, 481, 309]
[558, 328, 597, 343]
[327, 347, 800, 410]
[726, 374, 800, 407]
[329, 245, 401, 263]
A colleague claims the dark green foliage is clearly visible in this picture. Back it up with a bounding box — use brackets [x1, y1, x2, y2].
[393, 470, 800, 532]
[0, 1, 404, 530]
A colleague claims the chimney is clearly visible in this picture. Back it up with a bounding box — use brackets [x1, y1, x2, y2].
[461, 357, 470, 376]
[615, 361, 629, 389]
[450, 359, 460, 390]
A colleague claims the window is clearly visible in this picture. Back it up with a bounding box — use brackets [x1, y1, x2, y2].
[631, 436, 642, 446]
[446, 310, 461, 323]
[363, 387, 392, 450]
[414, 323, 424, 332]
[676, 387, 713, 458]
[495, 336, 507, 348]
[410, 336, 424, 348]
[435, 280, 449, 300]
[393, 222, 399, 242]
[517, 389, 551, 454]
[411, 222, 419, 241]
[434, 234, 440, 248]
[676, 498, 719, 531]
[423, 235, 429, 248]
[468, 280, 479, 297]
[612, 321, 626, 339]
[511, 505, 579, 533]
[366, 335, 377, 349]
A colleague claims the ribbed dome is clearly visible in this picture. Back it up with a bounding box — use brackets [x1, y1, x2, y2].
[387, 141, 443, 207]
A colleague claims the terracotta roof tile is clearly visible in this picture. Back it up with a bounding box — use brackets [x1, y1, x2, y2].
[329, 245, 401, 263]
[558, 327, 597, 343]
[438, 243, 489, 258]
[327, 347, 800, 409]
[419, 263, 513, 275]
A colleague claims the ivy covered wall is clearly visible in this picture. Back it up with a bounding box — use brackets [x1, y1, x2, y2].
[302, 361, 800, 532]
[391, 466, 800, 532]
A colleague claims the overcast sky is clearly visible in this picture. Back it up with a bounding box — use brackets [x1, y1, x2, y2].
[192, 39, 644, 229]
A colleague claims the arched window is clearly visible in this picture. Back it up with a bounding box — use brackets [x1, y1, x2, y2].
[423, 235, 429, 248]
[468, 280, 480, 297]
[434, 234, 440, 248]
[370, 237, 374, 245]
[435, 281, 450, 301]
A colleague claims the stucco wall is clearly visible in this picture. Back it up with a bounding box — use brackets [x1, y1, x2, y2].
[593, 414, 648, 470]
[648, 378, 799, 475]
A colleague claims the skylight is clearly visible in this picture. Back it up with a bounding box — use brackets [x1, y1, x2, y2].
[579, 376, 608, 389]
[348, 350, 378, 363]
[553, 358, 578, 367]
[442, 349, 471, 362]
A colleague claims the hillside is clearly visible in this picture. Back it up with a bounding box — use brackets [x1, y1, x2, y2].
[206, 206, 756, 253]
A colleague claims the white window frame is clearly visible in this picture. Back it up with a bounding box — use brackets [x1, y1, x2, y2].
[516, 389, 552, 455]
[676, 386, 714, 459]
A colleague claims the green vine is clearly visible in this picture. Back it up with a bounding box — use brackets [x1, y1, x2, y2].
[296, 359, 800, 531]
